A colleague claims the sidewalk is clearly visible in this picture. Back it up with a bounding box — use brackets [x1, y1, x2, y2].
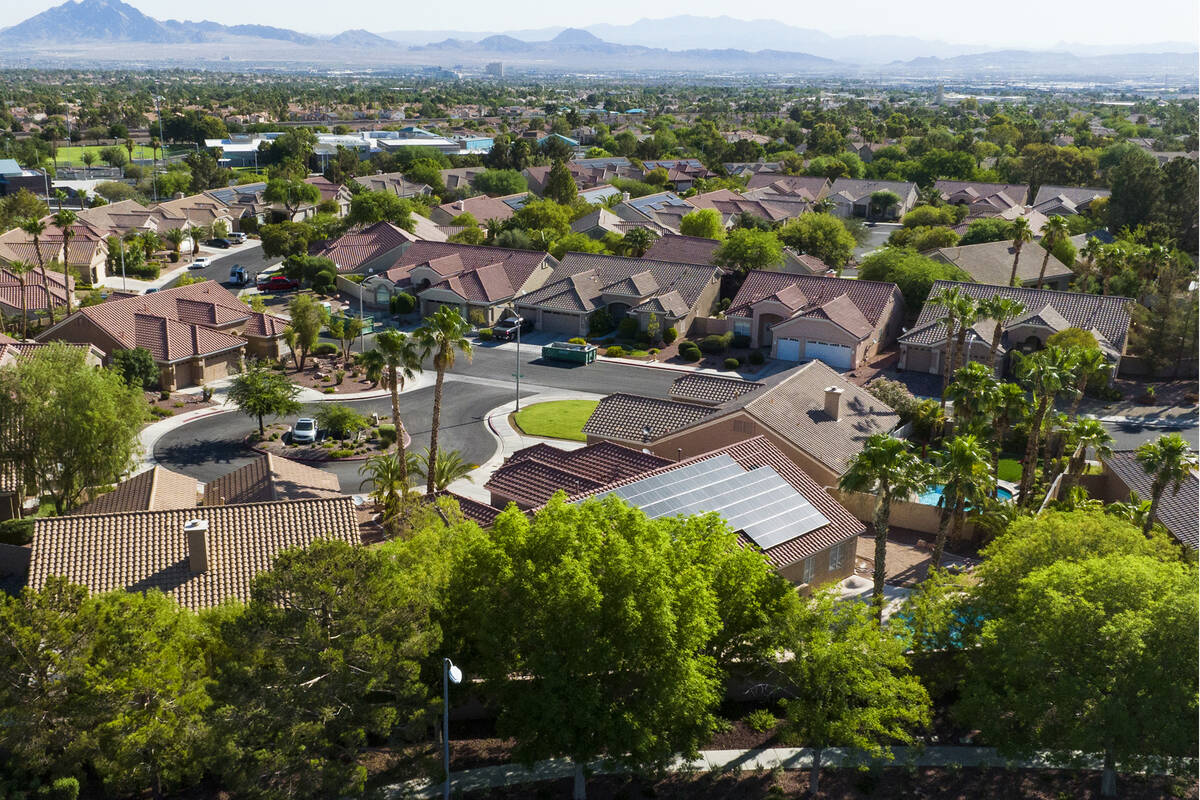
[446, 390, 602, 502]
[389, 745, 1125, 798]
[100, 261, 193, 294]
[596, 353, 794, 381]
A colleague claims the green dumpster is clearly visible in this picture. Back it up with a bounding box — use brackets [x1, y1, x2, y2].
[542, 341, 597, 364]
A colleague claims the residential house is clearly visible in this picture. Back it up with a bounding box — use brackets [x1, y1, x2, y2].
[439, 167, 487, 193]
[935, 180, 1030, 210]
[70, 465, 199, 516]
[743, 175, 831, 200]
[826, 178, 918, 220]
[484, 441, 671, 510]
[37, 281, 289, 389]
[927, 240, 1074, 290]
[1090, 451, 1198, 550]
[1031, 185, 1111, 217]
[303, 175, 353, 217]
[312, 221, 421, 275]
[583, 361, 900, 488]
[515, 252, 722, 337]
[643, 234, 720, 265]
[0, 338, 104, 369]
[353, 171, 433, 198]
[726, 270, 905, 367]
[0, 265, 74, 323]
[570, 207, 625, 239]
[430, 193, 524, 225]
[202, 453, 343, 505]
[897, 281, 1133, 377]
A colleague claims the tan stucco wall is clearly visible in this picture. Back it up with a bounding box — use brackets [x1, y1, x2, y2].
[38, 314, 124, 356]
[776, 537, 858, 592]
[770, 315, 868, 364]
[831, 488, 979, 545]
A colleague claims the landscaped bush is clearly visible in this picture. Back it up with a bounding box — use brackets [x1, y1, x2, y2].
[648, 348, 659, 354]
[329, 448, 355, 459]
[731, 333, 751, 349]
[312, 342, 338, 357]
[378, 423, 397, 446]
[662, 326, 678, 344]
[865, 377, 918, 419]
[699, 332, 733, 354]
[617, 317, 639, 340]
[125, 261, 160, 279]
[743, 708, 777, 733]
[335, 369, 345, 385]
[679, 345, 702, 362]
[567, 337, 587, 345]
[390, 292, 417, 315]
[605, 345, 626, 357]
[724, 357, 740, 370]
[478, 328, 493, 341]
[168, 251, 180, 263]
[148, 406, 173, 419]
[588, 308, 615, 336]
[749, 350, 765, 365]
[0, 518, 33, 546]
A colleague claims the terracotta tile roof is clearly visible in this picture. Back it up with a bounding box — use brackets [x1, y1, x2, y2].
[807, 294, 874, 339]
[1103, 451, 1198, 550]
[382, 242, 551, 292]
[582, 393, 719, 443]
[643, 234, 720, 266]
[435, 194, 519, 223]
[303, 175, 348, 203]
[133, 313, 246, 362]
[313, 221, 416, 273]
[565, 436, 866, 567]
[29, 497, 361, 610]
[727, 269, 900, 330]
[241, 312, 289, 338]
[0, 267, 73, 314]
[670, 374, 764, 405]
[935, 180, 1030, 206]
[429, 261, 518, 304]
[485, 441, 671, 508]
[203, 454, 342, 506]
[71, 466, 199, 515]
[899, 281, 1133, 352]
[518, 253, 718, 317]
[744, 175, 831, 198]
[436, 491, 502, 527]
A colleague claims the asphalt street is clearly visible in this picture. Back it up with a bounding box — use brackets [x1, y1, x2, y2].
[165, 240, 279, 290]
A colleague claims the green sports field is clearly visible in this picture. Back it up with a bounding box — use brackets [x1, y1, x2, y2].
[52, 144, 191, 166]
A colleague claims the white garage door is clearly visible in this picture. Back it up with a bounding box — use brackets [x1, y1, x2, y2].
[776, 338, 801, 361]
[805, 340, 854, 370]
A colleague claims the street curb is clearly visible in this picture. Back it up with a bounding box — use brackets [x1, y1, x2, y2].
[1088, 413, 1199, 429]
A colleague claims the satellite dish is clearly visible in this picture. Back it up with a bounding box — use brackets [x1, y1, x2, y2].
[448, 664, 463, 684]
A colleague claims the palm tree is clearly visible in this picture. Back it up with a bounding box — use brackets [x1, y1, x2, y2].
[187, 226, 206, 262]
[1034, 215, 1069, 290]
[930, 434, 993, 568]
[1013, 347, 1072, 505]
[358, 349, 385, 386]
[6, 260, 31, 338]
[1060, 418, 1113, 496]
[19, 216, 48, 274]
[990, 382, 1028, 492]
[1134, 433, 1198, 536]
[415, 306, 473, 496]
[944, 361, 998, 434]
[1078, 236, 1103, 288]
[1067, 346, 1109, 420]
[1106, 491, 1155, 531]
[124, 138, 136, 166]
[948, 293, 980, 374]
[928, 285, 967, 410]
[52, 188, 68, 213]
[53, 209, 77, 314]
[1096, 243, 1124, 296]
[1007, 217, 1033, 287]
[413, 448, 475, 492]
[838, 434, 930, 617]
[977, 296, 1025, 373]
[375, 328, 426, 490]
[163, 228, 185, 263]
[358, 452, 418, 537]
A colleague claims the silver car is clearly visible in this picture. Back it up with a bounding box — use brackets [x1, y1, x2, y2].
[291, 417, 318, 444]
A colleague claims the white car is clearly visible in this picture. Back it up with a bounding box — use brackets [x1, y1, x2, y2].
[190, 257, 212, 269]
[291, 417, 318, 444]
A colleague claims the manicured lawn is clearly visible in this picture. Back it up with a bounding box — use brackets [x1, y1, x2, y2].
[997, 458, 1022, 483]
[53, 144, 190, 166]
[512, 400, 598, 442]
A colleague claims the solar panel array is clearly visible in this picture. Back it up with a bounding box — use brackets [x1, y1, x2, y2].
[600, 454, 830, 551]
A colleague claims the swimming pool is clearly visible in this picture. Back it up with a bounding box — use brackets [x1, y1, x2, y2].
[916, 484, 1014, 506]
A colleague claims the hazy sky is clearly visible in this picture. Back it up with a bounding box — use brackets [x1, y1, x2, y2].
[3, 0, 1198, 48]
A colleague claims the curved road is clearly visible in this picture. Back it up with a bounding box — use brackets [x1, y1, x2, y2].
[154, 383, 525, 492]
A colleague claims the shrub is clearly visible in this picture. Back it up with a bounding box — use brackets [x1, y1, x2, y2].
[567, 337, 587, 345]
[168, 251, 180, 263]
[649, 348, 660, 354]
[588, 308, 615, 336]
[270, 432, 280, 440]
[329, 448, 355, 459]
[478, 328, 493, 341]
[743, 708, 777, 733]
[663, 326, 678, 344]
[148, 406, 173, 419]
[679, 345, 702, 362]
[0, 518, 34, 546]
[378, 423, 397, 446]
[323, 387, 336, 394]
[731, 333, 751, 349]
[699, 332, 733, 354]
[865, 376, 918, 419]
[469, 308, 488, 327]
[605, 345, 626, 357]
[172, 401, 185, 408]
[158, 390, 170, 401]
[335, 369, 345, 385]
[724, 357, 740, 370]
[749, 350, 765, 365]
[390, 292, 417, 315]
[617, 317, 639, 340]
[312, 342, 339, 357]
[40, 777, 80, 800]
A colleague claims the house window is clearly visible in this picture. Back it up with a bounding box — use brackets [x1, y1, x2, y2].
[828, 541, 846, 571]
[374, 286, 391, 306]
[733, 318, 751, 336]
[802, 556, 815, 585]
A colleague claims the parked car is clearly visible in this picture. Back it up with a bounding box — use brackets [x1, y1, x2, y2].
[228, 232, 247, 244]
[229, 265, 248, 286]
[190, 257, 212, 269]
[204, 238, 232, 249]
[290, 417, 318, 444]
[492, 316, 532, 342]
[263, 275, 300, 292]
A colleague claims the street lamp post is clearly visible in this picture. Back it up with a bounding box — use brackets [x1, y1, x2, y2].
[507, 304, 522, 412]
[119, 236, 127, 292]
[442, 658, 463, 800]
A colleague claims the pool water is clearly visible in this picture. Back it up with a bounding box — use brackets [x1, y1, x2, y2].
[917, 484, 1014, 506]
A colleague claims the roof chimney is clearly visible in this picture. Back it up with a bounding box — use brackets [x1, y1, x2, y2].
[823, 386, 844, 421]
[185, 519, 210, 573]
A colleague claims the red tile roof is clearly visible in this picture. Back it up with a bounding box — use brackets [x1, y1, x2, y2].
[382, 241, 551, 298]
[313, 221, 416, 273]
[727, 269, 900, 329]
[485, 441, 671, 508]
[643, 234, 720, 266]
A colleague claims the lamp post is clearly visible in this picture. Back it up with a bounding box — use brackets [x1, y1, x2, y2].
[442, 658, 463, 800]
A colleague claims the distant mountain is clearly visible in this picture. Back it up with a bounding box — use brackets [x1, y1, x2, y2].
[889, 49, 1199, 77]
[326, 29, 393, 48]
[0, 0, 176, 42]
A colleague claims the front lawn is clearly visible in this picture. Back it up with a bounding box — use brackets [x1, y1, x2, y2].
[511, 400, 598, 442]
[997, 458, 1022, 483]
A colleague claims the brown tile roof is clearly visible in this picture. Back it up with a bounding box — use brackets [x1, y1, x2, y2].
[203, 454, 342, 506]
[566, 436, 866, 567]
[313, 221, 416, 273]
[71, 466, 199, 515]
[744, 175, 830, 198]
[485, 441, 671, 508]
[929, 240, 1073, 286]
[382, 241, 551, 292]
[1103, 451, 1198, 550]
[29, 497, 361, 610]
[0, 267, 74, 314]
[727, 270, 900, 330]
[899, 281, 1133, 352]
[518, 253, 718, 316]
[582, 393, 719, 443]
[643, 234, 720, 266]
[436, 491, 502, 527]
[935, 180, 1030, 206]
[670, 373, 764, 405]
[435, 194, 519, 223]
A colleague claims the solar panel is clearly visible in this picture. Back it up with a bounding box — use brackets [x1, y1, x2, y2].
[597, 457, 830, 551]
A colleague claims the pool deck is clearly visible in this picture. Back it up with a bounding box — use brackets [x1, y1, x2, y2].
[854, 527, 977, 588]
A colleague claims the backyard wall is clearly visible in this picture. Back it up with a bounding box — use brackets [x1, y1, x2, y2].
[831, 488, 979, 544]
[687, 316, 732, 337]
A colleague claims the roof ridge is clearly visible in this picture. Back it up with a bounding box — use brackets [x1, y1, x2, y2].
[56, 494, 353, 521]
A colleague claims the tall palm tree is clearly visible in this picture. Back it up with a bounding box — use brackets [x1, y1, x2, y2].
[1078, 236, 1104, 288]
[6, 259, 31, 338]
[19, 216, 48, 275]
[930, 434, 993, 568]
[53, 209, 77, 314]
[123, 138, 135, 165]
[187, 226, 206, 262]
[1060, 418, 1113, 496]
[358, 348, 385, 386]
[163, 228, 185, 263]
[928, 285, 966, 410]
[375, 328, 426, 490]
[1134, 433, 1198, 536]
[416, 306, 473, 496]
[52, 189, 68, 213]
[945, 361, 998, 433]
[1096, 243, 1124, 296]
[989, 381, 1028, 494]
[413, 447, 475, 492]
[1067, 346, 1109, 420]
[948, 293, 980, 374]
[358, 452, 418, 537]
[1013, 347, 1072, 505]
[1007, 217, 1033, 287]
[838, 434, 930, 617]
[977, 296, 1025, 372]
[1034, 215, 1069, 290]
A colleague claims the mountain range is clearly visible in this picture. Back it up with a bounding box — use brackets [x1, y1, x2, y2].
[0, 0, 1194, 79]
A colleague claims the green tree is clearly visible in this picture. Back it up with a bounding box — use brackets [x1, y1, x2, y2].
[1035, 215, 1070, 290]
[1134, 433, 1199, 536]
[282, 254, 337, 293]
[958, 217, 1014, 246]
[927, 285, 970, 409]
[618, 226, 656, 257]
[679, 208, 725, 241]
[977, 295, 1026, 370]
[416, 306, 473, 496]
[258, 221, 312, 259]
[357, 451, 419, 535]
[930, 435, 994, 566]
[868, 190, 902, 221]
[548, 232, 605, 259]
[0, 342, 146, 513]
[1107, 148, 1163, 234]
[857, 248, 970, 310]
[472, 169, 528, 196]
[839, 435, 930, 615]
[109, 347, 159, 389]
[778, 213, 856, 268]
[315, 403, 369, 441]
[163, 227, 185, 262]
[374, 329, 425, 488]
[1061, 418, 1113, 495]
[412, 447, 474, 491]
[544, 160, 578, 204]
[806, 123, 845, 156]
[345, 190, 414, 230]
[773, 591, 930, 797]
[512, 197, 572, 241]
[712, 228, 784, 277]
[264, 178, 321, 219]
[1013, 347, 1073, 504]
[325, 314, 363, 368]
[226, 360, 301, 436]
[1007, 217, 1033, 286]
[286, 293, 328, 370]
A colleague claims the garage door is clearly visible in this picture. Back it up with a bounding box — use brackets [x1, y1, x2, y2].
[776, 338, 801, 361]
[805, 340, 854, 370]
[539, 310, 582, 335]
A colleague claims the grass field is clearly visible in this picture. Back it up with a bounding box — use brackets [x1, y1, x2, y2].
[511, 400, 598, 442]
[53, 144, 191, 166]
[997, 458, 1022, 482]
